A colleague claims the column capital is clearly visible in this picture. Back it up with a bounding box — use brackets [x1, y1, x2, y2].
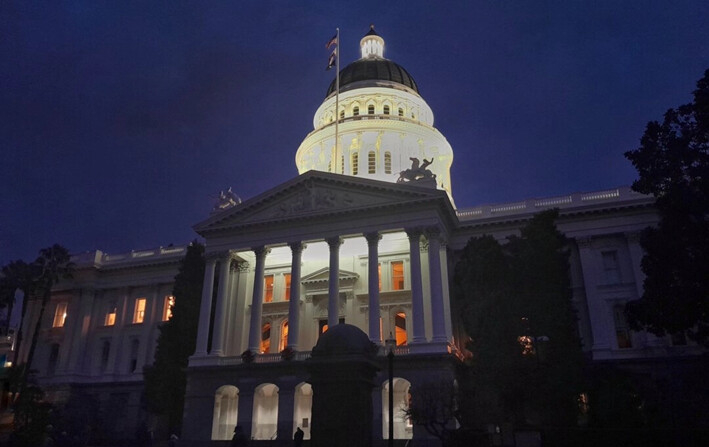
[288, 241, 306, 254]
[252, 246, 271, 258]
[325, 236, 344, 248]
[405, 227, 424, 240]
[364, 232, 382, 245]
[576, 236, 593, 249]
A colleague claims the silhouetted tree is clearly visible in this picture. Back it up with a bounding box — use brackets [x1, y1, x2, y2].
[144, 241, 205, 435]
[454, 210, 584, 428]
[624, 69, 709, 346]
[404, 380, 459, 447]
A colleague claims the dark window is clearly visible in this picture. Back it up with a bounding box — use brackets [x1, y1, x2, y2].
[383, 105, 390, 115]
[368, 105, 375, 115]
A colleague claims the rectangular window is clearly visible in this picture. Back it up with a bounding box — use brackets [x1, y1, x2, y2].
[352, 153, 359, 175]
[47, 343, 59, 375]
[129, 338, 139, 373]
[368, 151, 376, 174]
[284, 274, 292, 301]
[133, 298, 146, 324]
[613, 305, 632, 349]
[264, 275, 274, 303]
[602, 250, 621, 284]
[100, 339, 111, 372]
[162, 295, 175, 321]
[104, 303, 117, 326]
[384, 152, 392, 174]
[391, 261, 405, 290]
[378, 263, 382, 292]
[53, 302, 67, 328]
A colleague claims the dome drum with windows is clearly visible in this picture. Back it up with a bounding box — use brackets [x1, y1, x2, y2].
[296, 26, 455, 205]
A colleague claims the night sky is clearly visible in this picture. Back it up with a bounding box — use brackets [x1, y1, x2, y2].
[1, 2, 707, 265]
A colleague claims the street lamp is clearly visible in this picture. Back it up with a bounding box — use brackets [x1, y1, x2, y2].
[385, 333, 397, 447]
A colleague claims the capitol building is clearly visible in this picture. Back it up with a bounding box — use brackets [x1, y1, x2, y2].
[13, 27, 699, 444]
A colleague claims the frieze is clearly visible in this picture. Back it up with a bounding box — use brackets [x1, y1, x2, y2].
[269, 186, 365, 218]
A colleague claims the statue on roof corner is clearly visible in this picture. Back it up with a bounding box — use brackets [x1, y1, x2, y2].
[397, 157, 437, 185]
[213, 187, 241, 212]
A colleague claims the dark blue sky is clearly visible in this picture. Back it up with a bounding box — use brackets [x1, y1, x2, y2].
[1, 2, 707, 265]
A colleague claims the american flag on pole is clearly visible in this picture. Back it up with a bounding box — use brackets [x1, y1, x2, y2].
[326, 33, 337, 49]
[326, 33, 338, 70]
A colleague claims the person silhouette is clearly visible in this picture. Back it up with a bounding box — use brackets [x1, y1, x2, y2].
[293, 427, 304, 447]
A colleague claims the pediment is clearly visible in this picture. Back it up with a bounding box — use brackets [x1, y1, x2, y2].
[301, 267, 359, 285]
[195, 171, 445, 233]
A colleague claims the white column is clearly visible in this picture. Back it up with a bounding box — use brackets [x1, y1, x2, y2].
[248, 246, 270, 353]
[211, 253, 233, 356]
[287, 242, 305, 350]
[407, 228, 426, 343]
[194, 258, 217, 356]
[365, 232, 382, 343]
[426, 228, 447, 343]
[576, 237, 613, 352]
[625, 231, 646, 298]
[326, 237, 343, 327]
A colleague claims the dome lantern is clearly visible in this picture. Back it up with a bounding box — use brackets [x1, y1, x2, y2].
[360, 24, 384, 59]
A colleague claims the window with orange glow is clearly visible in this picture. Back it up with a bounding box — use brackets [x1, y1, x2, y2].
[378, 263, 382, 291]
[133, 298, 146, 324]
[261, 322, 271, 353]
[104, 303, 117, 326]
[52, 302, 67, 328]
[163, 295, 175, 321]
[264, 275, 274, 303]
[395, 312, 407, 345]
[391, 261, 404, 290]
[284, 274, 292, 301]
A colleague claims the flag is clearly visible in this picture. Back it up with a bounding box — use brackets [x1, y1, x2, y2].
[326, 34, 337, 49]
[326, 48, 336, 70]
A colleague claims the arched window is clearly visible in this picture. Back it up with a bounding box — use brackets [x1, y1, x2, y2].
[293, 383, 313, 440]
[280, 320, 289, 352]
[368, 151, 376, 174]
[339, 110, 345, 119]
[341, 155, 345, 174]
[383, 105, 390, 115]
[395, 312, 407, 346]
[411, 112, 416, 120]
[352, 152, 359, 175]
[368, 104, 375, 115]
[382, 378, 413, 440]
[212, 386, 239, 440]
[261, 322, 271, 353]
[353, 106, 359, 116]
[384, 152, 392, 174]
[252, 384, 279, 440]
[398, 108, 404, 117]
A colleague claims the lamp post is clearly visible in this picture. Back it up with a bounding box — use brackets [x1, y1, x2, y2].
[385, 333, 397, 447]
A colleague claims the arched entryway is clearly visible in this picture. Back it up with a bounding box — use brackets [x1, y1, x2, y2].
[293, 382, 312, 439]
[382, 378, 412, 439]
[211, 385, 238, 440]
[252, 383, 279, 439]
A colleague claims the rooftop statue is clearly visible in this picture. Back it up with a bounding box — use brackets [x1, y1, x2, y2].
[397, 157, 436, 184]
[213, 187, 241, 212]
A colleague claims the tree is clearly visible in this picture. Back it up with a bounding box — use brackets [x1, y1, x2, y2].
[454, 210, 584, 428]
[404, 381, 459, 447]
[143, 241, 205, 435]
[624, 69, 709, 346]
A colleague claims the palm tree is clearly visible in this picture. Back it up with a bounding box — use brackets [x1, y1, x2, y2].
[22, 245, 74, 386]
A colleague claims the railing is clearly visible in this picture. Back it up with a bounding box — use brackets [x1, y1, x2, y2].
[456, 187, 648, 221]
[71, 245, 188, 267]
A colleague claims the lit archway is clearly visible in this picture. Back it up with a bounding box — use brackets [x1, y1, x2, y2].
[261, 322, 271, 353]
[280, 320, 289, 352]
[211, 385, 239, 440]
[293, 382, 313, 439]
[395, 311, 407, 346]
[382, 378, 413, 439]
[252, 383, 279, 440]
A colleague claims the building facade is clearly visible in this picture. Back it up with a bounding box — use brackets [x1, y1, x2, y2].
[15, 27, 704, 444]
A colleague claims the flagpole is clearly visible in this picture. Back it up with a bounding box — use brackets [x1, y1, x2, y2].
[334, 27, 340, 174]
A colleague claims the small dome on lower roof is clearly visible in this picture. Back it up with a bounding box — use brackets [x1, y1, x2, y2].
[326, 58, 419, 98]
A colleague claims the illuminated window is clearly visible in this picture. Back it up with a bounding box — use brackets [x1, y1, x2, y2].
[53, 302, 67, 328]
[163, 295, 175, 321]
[352, 153, 359, 175]
[284, 274, 292, 301]
[264, 275, 274, 303]
[280, 321, 289, 351]
[261, 323, 271, 353]
[319, 318, 345, 335]
[133, 298, 146, 324]
[398, 108, 404, 117]
[391, 261, 404, 290]
[384, 152, 392, 174]
[368, 151, 376, 174]
[383, 105, 390, 115]
[104, 303, 117, 326]
[613, 305, 632, 348]
[353, 106, 359, 116]
[395, 312, 407, 345]
[601, 250, 621, 284]
[378, 263, 382, 291]
[368, 104, 375, 114]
